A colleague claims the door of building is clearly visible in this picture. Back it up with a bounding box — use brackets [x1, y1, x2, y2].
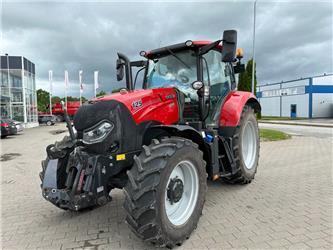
[290, 104, 297, 118]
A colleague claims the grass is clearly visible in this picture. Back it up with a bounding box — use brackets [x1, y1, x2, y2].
[260, 116, 304, 120]
[259, 128, 291, 141]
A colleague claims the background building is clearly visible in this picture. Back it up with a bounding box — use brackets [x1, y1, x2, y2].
[0, 55, 38, 127]
[257, 74, 333, 118]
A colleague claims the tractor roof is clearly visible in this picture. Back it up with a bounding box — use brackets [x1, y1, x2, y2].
[146, 40, 222, 58]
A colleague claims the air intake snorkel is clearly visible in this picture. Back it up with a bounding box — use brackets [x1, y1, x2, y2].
[61, 101, 76, 142]
[116, 53, 134, 91]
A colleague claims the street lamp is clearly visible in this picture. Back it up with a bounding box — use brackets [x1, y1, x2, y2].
[251, 0, 257, 94]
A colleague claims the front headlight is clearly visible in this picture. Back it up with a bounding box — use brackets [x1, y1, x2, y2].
[82, 121, 114, 144]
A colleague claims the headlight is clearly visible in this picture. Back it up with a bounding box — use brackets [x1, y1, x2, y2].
[82, 121, 114, 144]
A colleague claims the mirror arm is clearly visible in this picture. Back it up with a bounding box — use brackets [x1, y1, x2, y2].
[130, 60, 146, 67]
[198, 40, 221, 56]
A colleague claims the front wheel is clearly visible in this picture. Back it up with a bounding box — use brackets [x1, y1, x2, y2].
[222, 105, 260, 184]
[123, 137, 207, 248]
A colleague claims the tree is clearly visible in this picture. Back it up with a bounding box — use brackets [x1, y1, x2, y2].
[112, 88, 122, 93]
[96, 90, 107, 97]
[37, 89, 50, 113]
[237, 58, 257, 95]
[51, 96, 61, 104]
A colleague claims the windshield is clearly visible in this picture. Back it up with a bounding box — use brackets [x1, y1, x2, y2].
[146, 49, 198, 100]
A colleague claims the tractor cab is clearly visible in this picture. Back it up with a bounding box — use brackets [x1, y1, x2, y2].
[116, 30, 245, 128]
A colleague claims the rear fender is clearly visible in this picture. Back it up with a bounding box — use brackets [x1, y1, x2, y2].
[219, 91, 261, 127]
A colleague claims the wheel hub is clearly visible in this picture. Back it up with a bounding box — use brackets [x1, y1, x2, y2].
[167, 177, 184, 204]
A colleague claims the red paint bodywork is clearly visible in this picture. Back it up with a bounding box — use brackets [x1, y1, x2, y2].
[52, 101, 81, 116]
[146, 40, 222, 56]
[219, 91, 258, 127]
[93, 88, 179, 125]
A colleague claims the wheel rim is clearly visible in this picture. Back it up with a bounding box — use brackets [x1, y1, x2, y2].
[241, 120, 257, 169]
[165, 160, 199, 226]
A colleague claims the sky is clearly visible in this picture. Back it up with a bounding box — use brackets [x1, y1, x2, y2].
[1, 0, 332, 98]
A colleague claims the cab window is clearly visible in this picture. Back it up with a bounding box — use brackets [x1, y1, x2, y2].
[203, 50, 232, 122]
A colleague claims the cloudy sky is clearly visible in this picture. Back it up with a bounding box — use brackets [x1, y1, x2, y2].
[1, 0, 332, 98]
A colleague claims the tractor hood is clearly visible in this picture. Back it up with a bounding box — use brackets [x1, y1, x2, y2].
[73, 88, 179, 154]
[90, 88, 179, 125]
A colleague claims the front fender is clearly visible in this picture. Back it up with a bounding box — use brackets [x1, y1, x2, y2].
[219, 91, 261, 127]
[143, 124, 211, 167]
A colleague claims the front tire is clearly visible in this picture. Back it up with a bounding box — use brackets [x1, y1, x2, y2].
[222, 105, 260, 184]
[123, 137, 207, 248]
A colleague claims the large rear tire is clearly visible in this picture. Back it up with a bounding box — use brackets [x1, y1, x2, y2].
[222, 105, 260, 184]
[123, 137, 207, 248]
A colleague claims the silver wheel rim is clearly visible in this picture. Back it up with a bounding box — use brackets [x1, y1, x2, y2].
[165, 160, 199, 226]
[242, 120, 257, 169]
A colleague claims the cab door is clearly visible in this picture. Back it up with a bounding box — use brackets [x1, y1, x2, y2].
[202, 50, 233, 125]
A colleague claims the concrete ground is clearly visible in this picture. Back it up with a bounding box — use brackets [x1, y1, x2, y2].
[1, 124, 332, 250]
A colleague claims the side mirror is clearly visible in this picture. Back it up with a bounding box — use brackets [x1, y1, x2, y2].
[221, 30, 237, 62]
[116, 59, 124, 81]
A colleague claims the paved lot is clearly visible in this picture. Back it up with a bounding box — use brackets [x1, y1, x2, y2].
[1, 124, 332, 249]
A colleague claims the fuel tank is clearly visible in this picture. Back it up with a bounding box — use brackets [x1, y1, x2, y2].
[93, 88, 179, 125]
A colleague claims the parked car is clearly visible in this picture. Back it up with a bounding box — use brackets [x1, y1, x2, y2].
[38, 115, 56, 126]
[13, 121, 24, 132]
[1, 119, 18, 138]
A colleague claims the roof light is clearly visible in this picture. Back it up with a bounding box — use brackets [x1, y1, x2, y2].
[236, 48, 244, 59]
[139, 51, 147, 57]
[185, 40, 193, 47]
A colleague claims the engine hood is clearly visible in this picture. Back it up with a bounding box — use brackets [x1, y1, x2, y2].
[73, 88, 179, 154]
[91, 88, 179, 125]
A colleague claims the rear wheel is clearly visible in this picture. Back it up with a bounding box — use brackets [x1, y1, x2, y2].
[123, 137, 207, 248]
[46, 121, 52, 126]
[222, 105, 259, 184]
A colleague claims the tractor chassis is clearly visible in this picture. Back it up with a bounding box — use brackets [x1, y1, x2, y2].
[41, 128, 239, 211]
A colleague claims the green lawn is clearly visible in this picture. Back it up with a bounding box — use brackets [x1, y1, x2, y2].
[260, 116, 304, 120]
[259, 129, 291, 141]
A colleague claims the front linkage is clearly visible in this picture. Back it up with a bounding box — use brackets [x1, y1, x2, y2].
[41, 104, 133, 211]
[41, 136, 140, 210]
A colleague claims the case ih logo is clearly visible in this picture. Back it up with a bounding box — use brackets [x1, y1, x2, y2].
[132, 100, 143, 109]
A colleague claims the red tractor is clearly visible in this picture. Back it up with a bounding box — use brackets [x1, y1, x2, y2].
[52, 101, 81, 121]
[40, 30, 260, 248]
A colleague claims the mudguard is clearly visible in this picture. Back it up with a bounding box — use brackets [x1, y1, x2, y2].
[219, 91, 261, 127]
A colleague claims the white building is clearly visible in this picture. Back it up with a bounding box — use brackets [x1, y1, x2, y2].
[257, 74, 333, 118]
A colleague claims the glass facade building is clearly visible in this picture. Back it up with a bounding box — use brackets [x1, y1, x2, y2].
[0, 55, 38, 127]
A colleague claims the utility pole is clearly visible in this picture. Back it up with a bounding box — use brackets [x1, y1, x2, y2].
[251, 0, 257, 94]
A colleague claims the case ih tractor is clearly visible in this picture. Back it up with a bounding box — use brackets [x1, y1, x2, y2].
[40, 30, 260, 248]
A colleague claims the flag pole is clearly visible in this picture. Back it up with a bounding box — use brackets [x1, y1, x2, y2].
[65, 70, 68, 110]
[79, 70, 83, 105]
[94, 71, 99, 98]
[49, 70, 53, 115]
[251, 0, 257, 94]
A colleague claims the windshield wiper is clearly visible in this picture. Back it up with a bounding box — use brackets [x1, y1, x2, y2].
[165, 47, 192, 70]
